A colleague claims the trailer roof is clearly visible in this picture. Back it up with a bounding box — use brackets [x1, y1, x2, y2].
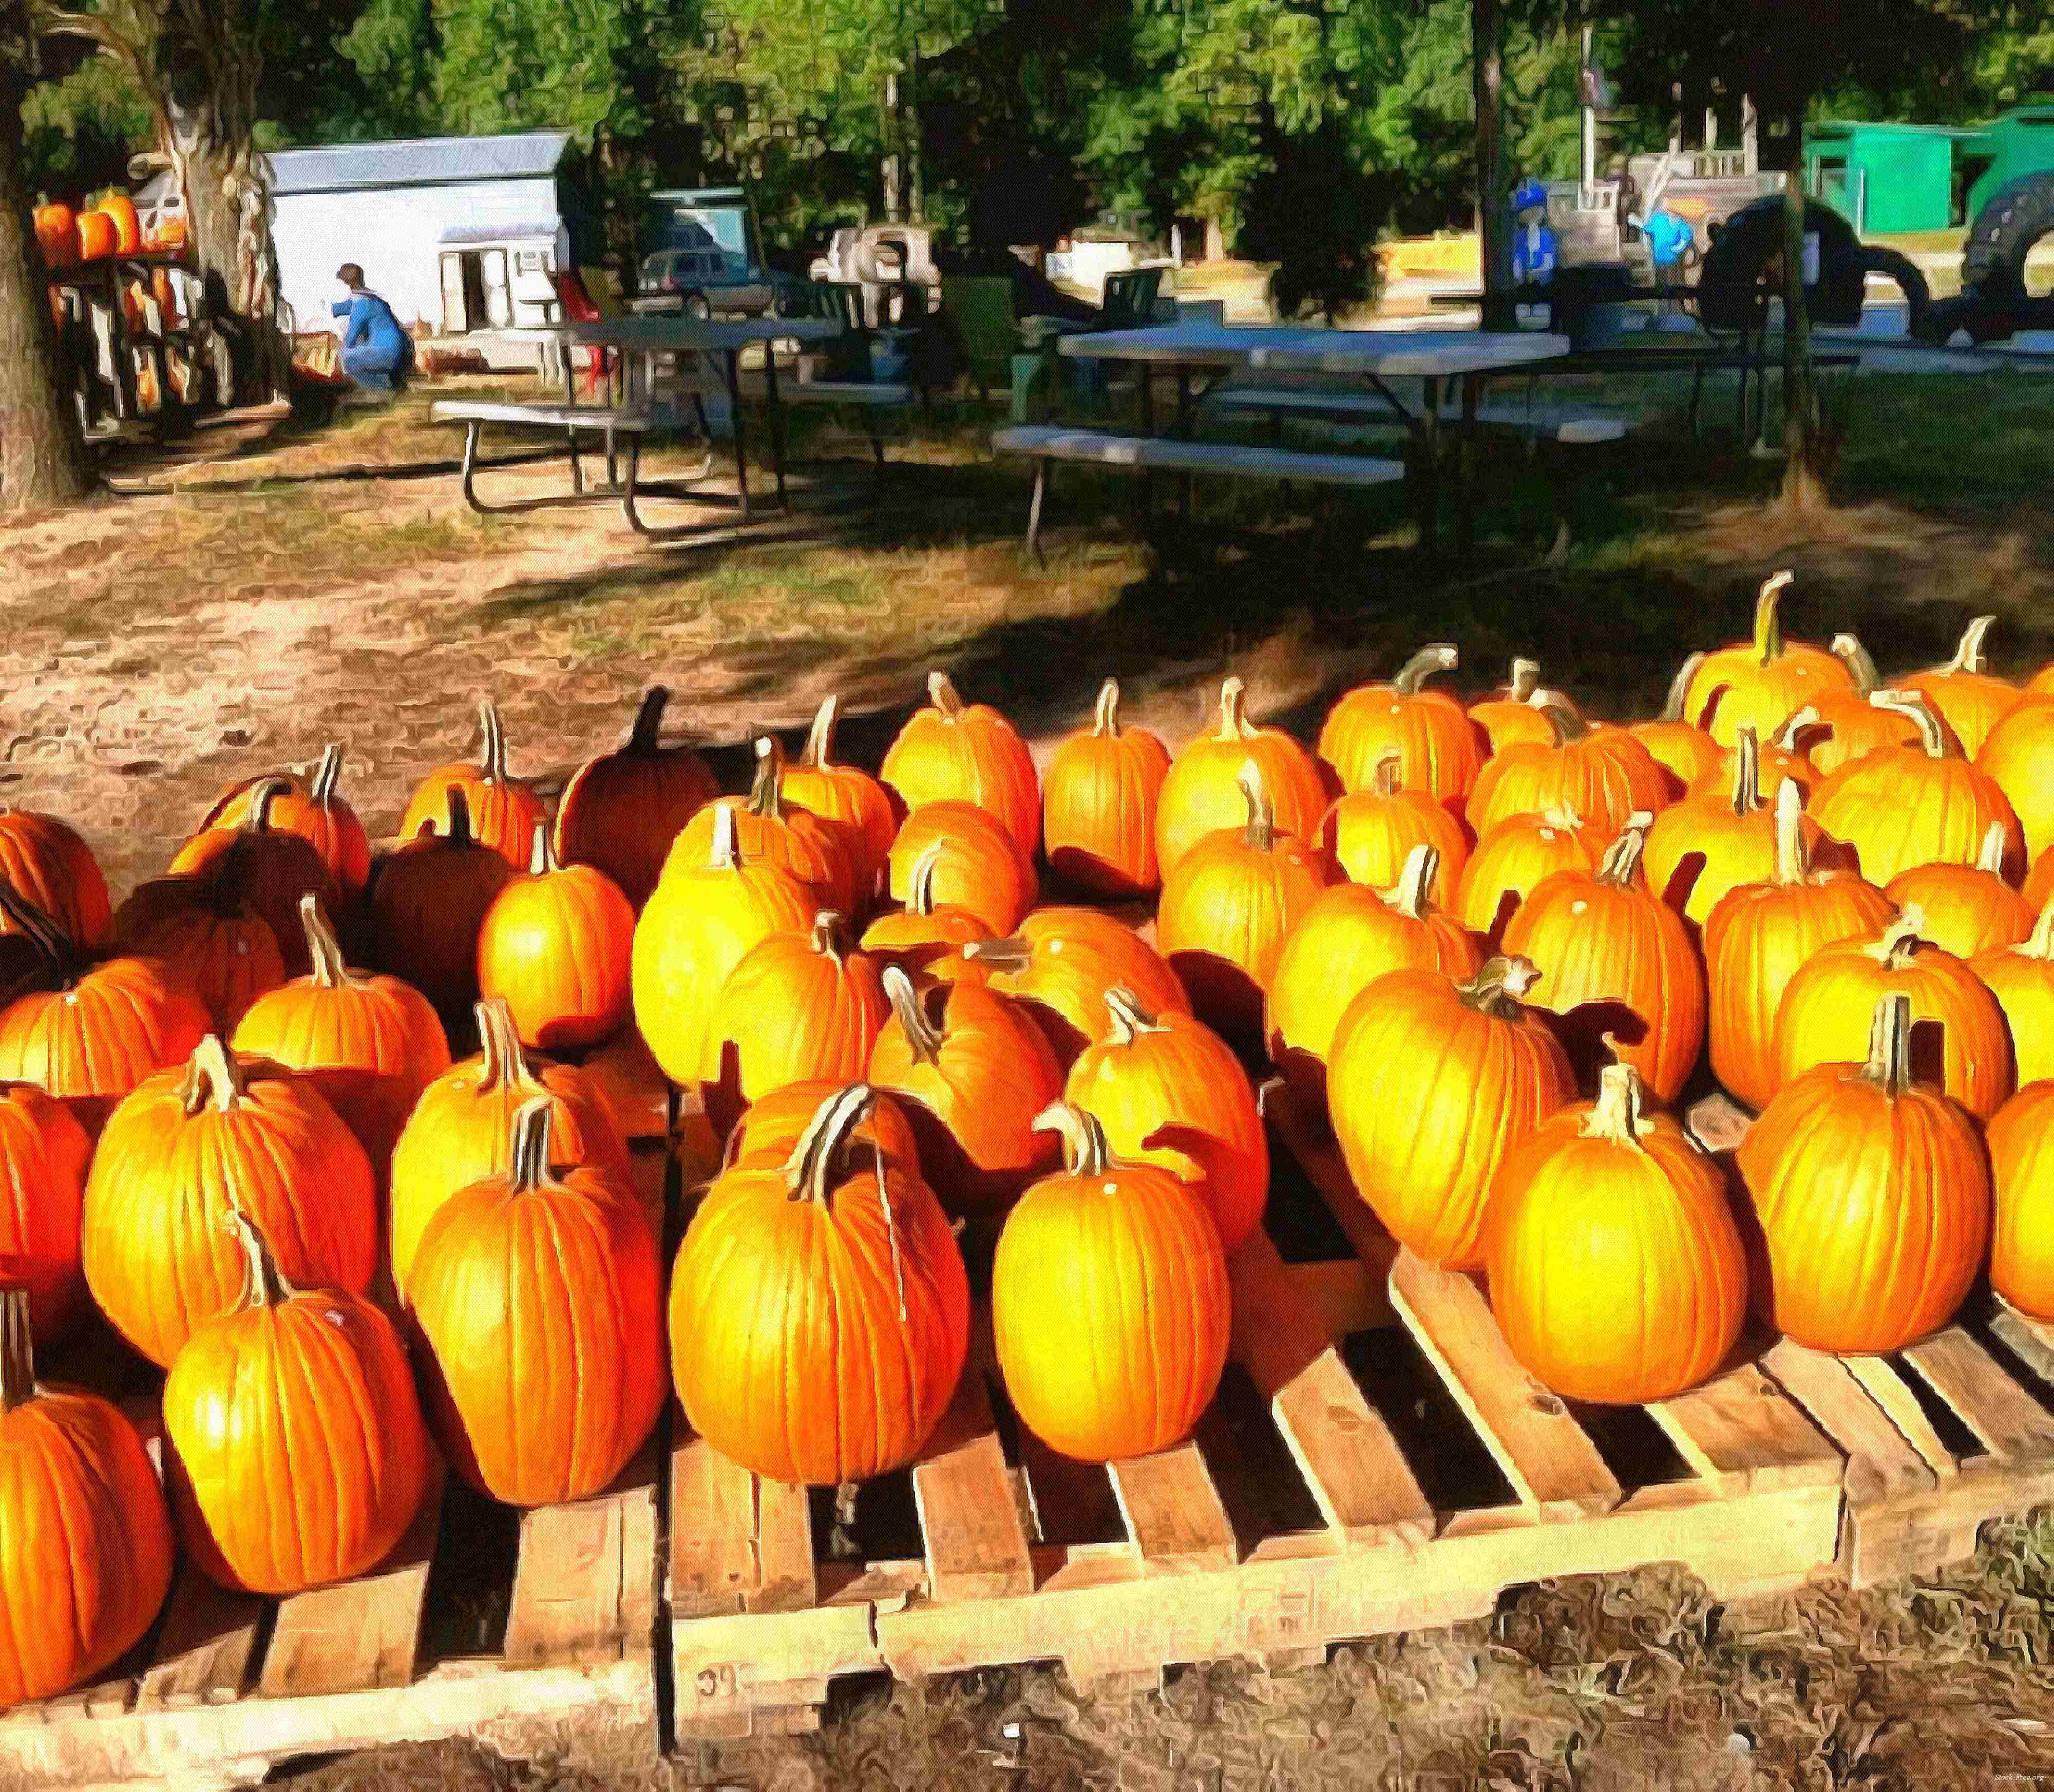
[267, 131, 572, 197]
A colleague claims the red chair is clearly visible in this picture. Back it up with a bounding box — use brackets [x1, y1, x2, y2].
[552, 269, 614, 401]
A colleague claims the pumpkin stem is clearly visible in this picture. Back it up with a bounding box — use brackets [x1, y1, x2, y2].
[811, 910, 848, 967]
[0, 1286, 34, 1414]
[526, 820, 561, 877]
[443, 785, 477, 849]
[881, 965, 946, 1064]
[801, 694, 839, 768]
[1856, 992, 1915, 1098]
[310, 744, 345, 807]
[961, 936, 1032, 975]
[1595, 811, 1654, 888]
[627, 686, 671, 756]
[479, 699, 512, 785]
[1868, 690, 1950, 759]
[1753, 570, 1795, 665]
[1381, 843, 1438, 920]
[1092, 678, 1121, 739]
[904, 840, 943, 916]
[1032, 1101, 1111, 1178]
[2021, 900, 2054, 963]
[1772, 706, 1819, 752]
[1215, 676, 1253, 741]
[1102, 985, 1168, 1045]
[1505, 659, 1540, 704]
[1238, 760, 1276, 851]
[227, 1208, 298, 1311]
[1393, 643, 1458, 696]
[242, 776, 290, 836]
[1770, 779, 1812, 885]
[1581, 1059, 1656, 1145]
[1729, 728, 1763, 818]
[1946, 615, 1996, 677]
[180, 1034, 246, 1116]
[1539, 802, 1586, 834]
[928, 671, 970, 726]
[1535, 694, 1588, 748]
[506, 1096, 557, 1194]
[748, 737, 786, 822]
[707, 803, 741, 872]
[1865, 908, 1928, 968]
[298, 894, 351, 989]
[1458, 956, 1543, 1018]
[1658, 652, 1707, 724]
[783, 1082, 879, 1203]
[0, 879, 79, 980]
[473, 997, 538, 1094]
[1372, 750, 1402, 798]
[1831, 634, 1881, 696]
[1976, 822, 2009, 878]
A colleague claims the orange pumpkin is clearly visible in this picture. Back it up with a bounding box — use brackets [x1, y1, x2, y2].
[1976, 694, 2054, 864]
[1158, 763, 1333, 1039]
[1771, 908, 2012, 1119]
[388, 997, 632, 1296]
[33, 198, 79, 271]
[781, 694, 897, 909]
[1042, 678, 1172, 899]
[2028, 845, 2054, 912]
[1740, 993, 1990, 1352]
[1894, 615, 2022, 758]
[0, 1084, 89, 1345]
[163, 1212, 430, 1595]
[993, 1103, 1229, 1461]
[411, 1098, 665, 1507]
[199, 746, 373, 898]
[82, 1036, 377, 1370]
[1451, 805, 1608, 944]
[1703, 780, 1895, 1112]
[1974, 901, 2054, 1090]
[632, 804, 815, 1087]
[554, 686, 718, 909]
[116, 885, 283, 1035]
[672, 1083, 969, 1484]
[1988, 1080, 2054, 1321]
[1316, 749, 1468, 903]
[1810, 690, 2024, 887]
[1682, 570, 1853, 748]
[879, 670, 1041, 857]
[370, 788, 514, 1016]
[1064, 987, 1267, 1253]
[398, 699, 548, 866]
[960, 906, 1190, 1066]
[0, 808, 111, 948]
[1644, 728, 1800, 925]
[1467, 694, 1671, 840]
[885, 800, 1035, 935]
[1317, 644, 1480, 810]
[1157, 676, 1330, 877]
[1267, 844, 1481, 1093]
[721, 1078, 923, 1178]
[1328, 956, 1575, 1271]
[1800, 634, 1927, 777]
[1486, 1060, 1746, 1403]
[477, 823, 635, 1051]
[1500, 813, 1705, 1101]
[669, 736, 853, 913]
[233, 895, 452, 1188]
[1682, 708, 1816, 806]
[1885, 821, 2032, 960]
[94, 193, 139, 254]
[1629, 654, 1723, 797]
[74, 209, 117, 260]
[163, 778, 339, 979]
[0, 1286, 173, 1710]
[1469, 659, 1556, 754]
[868, 966, 1064, 1209]
[859, 838, 993, 980]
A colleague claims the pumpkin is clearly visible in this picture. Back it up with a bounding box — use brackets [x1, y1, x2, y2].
[82, 1035, 378, 1369]
[1042, 678, 1172, 899]
[0, 1084, 89, 1345]
[1644, 728, 1802, 925]
[1629, 654, 1724, 796]
[701, 911, 889, 1130]
[669, 736, 853, 913]
[1469, 659, 1556, 754]
[199, 746, 372, 898]
[1267, 843, 1481, 1093]
[885, 800, 1034, 935]
[1329, 956, 1575, 1271]
[672, 1083, 969, 1484]
[1810, 690, 2024, 887]
[1894, 615, 2022, 758]
[1976, 694, 2054, 864]
[1682, 708, 1816, 806]
[992, 1102, 1230, 1462]
[388, 997, 632, 1296]
[233, 894, 452, 1187]
[1799, 634, 1928, 777]
[1740, 993, 1990, 1353]
[398, 699, 548, 867]
[1452, 804, 1608, 945]
[1885, 821, 2032, 960]
[960, 906, 1190, 1066]
[781, 694, 897, 908]
[554, 686, 719, 909]
[1500, 812, 1704, 1101]
[33, 198, 79, 271]
[1467, 695, 1671, 840]
[0, 883, 210, 1137]
[1682, 570, 1853, 748]
[0, 1286, 173, 1710]
[2028, 847, 2054, 912]
[1157, 763, 1333, 1039]
[879, 670, 1041, 857]
[410, 1098, 665, 1506]
[1316, 643, 1480, 809]
[721, 1078, 922, 1178]
[1064, 987, 1267, 1253]
[162, 1212, 429, 1596]
[1771, 908, 2013, 1119]
[74, 209, 117, 260]
[1988, 1081, 2054, 1322]
[116, 883, 283, 1034]
[1485, 1060, 1746, 1404]
[868, 965, 1063, 1209]
[1317, 749, 1469, 903]
[1703, 780, 1895, 1111]
[633, 805, 816, 1088]
[1974, 902, 2054, 1090]
[478, 823, 635, 1051]
[370, 788, 514, 1016]
[1157, 676, 1330, 876]
[0, 808, 111, 948]
[94, 193, 140, 254]
[859, 838, 993, 980]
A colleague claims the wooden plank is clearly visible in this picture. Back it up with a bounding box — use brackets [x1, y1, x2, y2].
[747, 1478, 818, 1616]
[1760, 1340, 1938, 1509]
[135, 1566, 265, 1711]
[1684, 1092, 1754, 1155]
[911, 1369, 1034, 1603]
[257, 1469, 443, 1699]
[504, 1447, 658, 1668]
[1903, 1327, 2054, 1463]
[1387, 1249, 1622, 1523]
[1647, 1362, 1844, 1498]
[1845, 1355, 1961, 1479]
[1108, 1444, 1237, 1571]
[1260, 1079, 1400, 1286]
[669, 1421, 760, 1620]
[1990, 1304, 2054, 1391]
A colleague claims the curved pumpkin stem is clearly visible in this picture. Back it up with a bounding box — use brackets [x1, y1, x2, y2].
[1728, 729, 1763, 818]
[1864, 908, 1928, 968]
[1380, 843, 1438, 920]
[1237, 761, 1276, 851]
[473, 997, 541, 1095]
[1770, 779, 1812, 886]
[479, 699, 512, 785]
[310, 744, 346, 808]
[1595, 812, 1654, 888]
[1753, 570, 1795, 665]
[1535, 694, 1589, 748]
[1102, 985, 1168, 1045]
[0, 1285, 34, 1414]
[506, 1096, 557, 1194]
[801, 694, 840, 768]
[1504, 659, 1540, 704]
[927, 671, 966, 723]
[783, 1082, 879, 1202]
[442, 786, 477, 849]
[1092, 678, 1122, 739]
[747, 737, 787, 822]
[1372, 750, 1402, 798]
[811, 910, 848, 967]
[903, 839, 944, 916]
[1831, 634, 1881, 696]
[1393, 643, 1458, 696]
[1658, 652, 1706, 724]
[180, 1034, 246, 1115]
[1977, 822, 2009, 878]
[1214, 676, 1254, 742]
[1458, 956, 1543, 1019]
[1581, 1059, 1656, 1145]
[298, 893, 352, 990]
[2018, 901, 2054, 963]
[881, 965, 945, 1065]
[1869, 690, 1950, 759]
[1771, 706, 1819, 752]
[706, 803, 741, 873]
[626, 687, 671, 756]
[242, 776, 290, 836]
[525, 820, 562, 877]
[1944, 615, 1996, 677]
[1855, 992, 1915, 1099]
[1033, 1101, 1112, 1177]
[227, 1208, 297, 1312]
[0, 879, 79, 981]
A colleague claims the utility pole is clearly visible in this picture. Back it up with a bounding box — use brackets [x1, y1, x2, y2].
[1472, 0, 1513, 330]
[1580, 24, 1596, 203]
[882, 73, 902, 223]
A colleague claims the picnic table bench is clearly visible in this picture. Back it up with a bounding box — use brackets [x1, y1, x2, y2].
[1202, 384, 1632, 445]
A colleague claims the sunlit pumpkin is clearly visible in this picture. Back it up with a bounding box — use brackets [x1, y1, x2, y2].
[1328, 956, 1575, 1271]
[166, 777, 339, 978]
[1893, 615, 2022, 758]
[33, 198, 80, 271]
[477, 823, 635, 1051]
[370, 788, 513, 1016]
[1467, 694, 1670, 839]
[1988, 1080, 2054, 1322]
[1042, 678, 1172, 899]
[1885, 821, 2032, 960]
[199, 745, 372, 898]
[1645, 728, 1804, 925]
[1317, 643, 1480, 809]
[2028, 846, 2054, 913]
[398, 699, 548, 867]
[960, 906, 1189, 1065]
[859, 838, 993, 980]
[885, 800, 1034, 935]
[1468, 659, 1555, 754]
[554, 686, 718, 909]
[781, 694, 897, 909]
[992, 1102, 1230, 1462]
[721, 1078, 922, 1178]
[1629, 654, 1723, 797]
[1740, 993, 1990, 1353]
[1799, 635, 1926, 777]
[0, 807, 111, 948]
[1976, 694, 2054, 865]
[1316, 749, 1468, 903]
[1157, 676, 1330, 876]
[0, 1084, 89, 1345]
[1974, 901, 2054, 1090]
[879, 670, 1041, 857]
[1682, 570, 1853, 748]
[669, 736, 854, 914]
[1452, 804, 1608, 945]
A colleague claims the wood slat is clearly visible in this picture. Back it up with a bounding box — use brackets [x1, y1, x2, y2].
[1903, 1327, 2054, 1462]
[1844, 1355, 1961, 1478]
[1388, 1249, 1622, 1523]
[504, 1447, 658, 1667]
[1761, 1340, 1938, 1509]
[135, 1566, 265, 1711]
[1108, 1443, 1237, 1571]
[1990, 1304, 2054, 1391]
[1648, 1361, 1844, 1498]
[669, 1421, 760, 1620]
[1259, 1080, 1399, 1286]
[912, 1369, 1034, 1603]
[748, 1478, 818, 1615]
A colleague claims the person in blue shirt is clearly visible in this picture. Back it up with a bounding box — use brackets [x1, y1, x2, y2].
[331, 263, 413, 392]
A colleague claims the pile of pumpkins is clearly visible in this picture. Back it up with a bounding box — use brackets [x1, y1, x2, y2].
[4, 574, 2054, 1708]
[33, 192, 144, 270]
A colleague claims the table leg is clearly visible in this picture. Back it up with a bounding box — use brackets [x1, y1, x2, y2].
[724, 350, 752, 523]
[764, 341, 790, 510]
[1457, 371, 1480, 561]
[1418, 376, 1441, 557]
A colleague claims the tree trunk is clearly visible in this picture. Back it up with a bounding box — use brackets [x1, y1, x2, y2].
[1779, 128, 1827, 511]
[0, 71, 92, 510]
[174, 125, 290, 406]
[1472, 0, 1513, 331]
